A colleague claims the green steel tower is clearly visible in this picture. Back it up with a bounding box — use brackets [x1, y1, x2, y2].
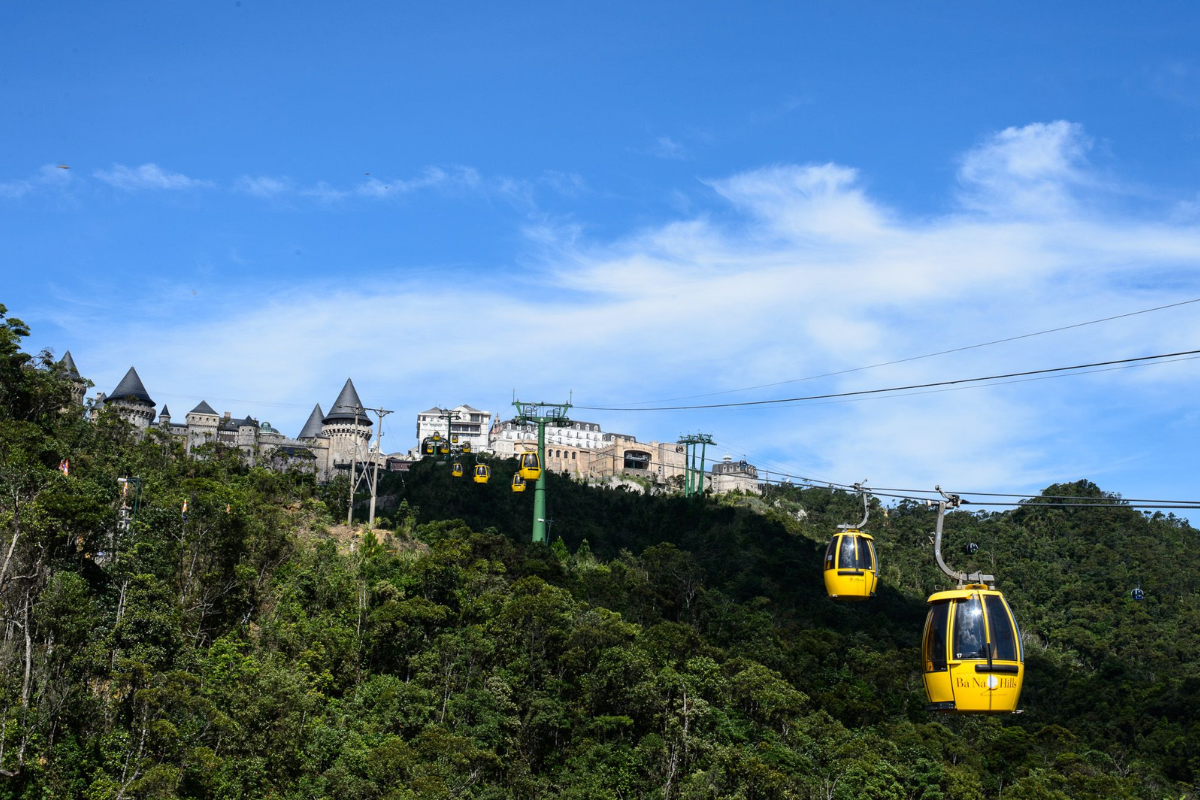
[677, 433, 714, 497]
[513, 398, 571, 544]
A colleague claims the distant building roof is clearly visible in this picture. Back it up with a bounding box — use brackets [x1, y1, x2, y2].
[106, 367, 154, 406]
[420, 406, 448, 416]
[189, 400, 217, 415]
[59, 351, 80, 379]
[298, 404, 326, 439]
[238, 415, 257, 427]
[323, 379, 372, 425]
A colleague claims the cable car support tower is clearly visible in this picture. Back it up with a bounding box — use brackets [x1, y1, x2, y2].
[677, 433, 713, 497]
[513, 397, 571, 544]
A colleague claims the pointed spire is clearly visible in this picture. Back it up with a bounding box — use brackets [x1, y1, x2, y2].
[323, 379, 372, 425]
[189, 400, 217, 415]
[298, 404, 325, 439]
[160, 405, 171, 417]
[59, 350, 80, 379]
[107, 367, 154, 406]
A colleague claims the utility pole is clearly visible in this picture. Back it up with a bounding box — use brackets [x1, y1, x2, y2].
[677, 433, 713, 497]
[363, 406, 393, 528]
[513, 397, 571, 544]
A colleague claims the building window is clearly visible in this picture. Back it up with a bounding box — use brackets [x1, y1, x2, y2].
[572, 451, 576, 459]
[624, 450, 651, 470]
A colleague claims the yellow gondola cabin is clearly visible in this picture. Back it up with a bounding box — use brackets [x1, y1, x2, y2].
[512, 474, 526, 492]
[922, 585, 1023, 713]
[518, 452, 542, 481]
[473, 465, 491, 484]
[823, 530, 878, 600]
[452, 463, 463, 477]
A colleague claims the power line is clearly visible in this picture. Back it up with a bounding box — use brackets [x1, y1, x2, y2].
[615, 295, 1200, 405]
[577, 348, 1200, 412]
[751, 474, 1200, 510]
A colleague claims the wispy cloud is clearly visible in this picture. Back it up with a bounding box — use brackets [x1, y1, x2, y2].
[646, 136, 689, 160]
[233, 175, 293, 198]
[0, 164, 74, 199]
[93, 163, 214, 191]
[62, 121, 1200, 493]
[235, 165, 487, 203]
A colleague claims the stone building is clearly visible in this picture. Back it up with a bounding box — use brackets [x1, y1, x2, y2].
[586, 434, 689, 488]
[99, 367, 157, 432]
[710, 455, 761, 494]
[77, 353, 378, 482]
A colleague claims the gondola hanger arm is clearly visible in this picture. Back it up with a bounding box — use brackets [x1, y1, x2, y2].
[837, 481, 871, 531]
[932, 485, 995, 588]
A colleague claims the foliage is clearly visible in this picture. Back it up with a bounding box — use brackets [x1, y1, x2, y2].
[0, 312, 1196, 798]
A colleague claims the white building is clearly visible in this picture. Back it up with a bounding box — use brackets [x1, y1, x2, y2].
[489, 417, 605, 457]
[415, 405, 493, 454]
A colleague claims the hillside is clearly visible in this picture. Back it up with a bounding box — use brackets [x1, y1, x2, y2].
[2, 310, 1199, 799]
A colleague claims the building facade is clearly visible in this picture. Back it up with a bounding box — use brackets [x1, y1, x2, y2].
[415, 405, 493, 454]
[78, 356, 380, 482]
[710, 455, 762, 495]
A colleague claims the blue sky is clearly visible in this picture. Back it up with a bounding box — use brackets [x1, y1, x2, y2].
[5, 2, 1200, 501]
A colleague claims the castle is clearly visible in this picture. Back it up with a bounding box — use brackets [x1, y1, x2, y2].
[64, 352, 762, 494]
[72, 354, 379, 482]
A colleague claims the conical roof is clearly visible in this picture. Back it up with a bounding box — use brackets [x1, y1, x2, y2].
[160, 405, 170, 417]
[189, 400, 217, 415]
[323, 379, 372, 425]
[107, 367, 154, 406]
[298, 404, 325, 439]
[60, 351, 80, 379]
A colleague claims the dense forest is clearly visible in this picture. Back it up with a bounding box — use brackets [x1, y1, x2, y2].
[2, 303, 1198, 799]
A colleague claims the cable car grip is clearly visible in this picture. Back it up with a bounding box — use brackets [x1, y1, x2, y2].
[932, 486, 995, 588]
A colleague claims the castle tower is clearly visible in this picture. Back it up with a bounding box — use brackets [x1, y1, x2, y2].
[297, 404, 326, 440]
[159, 405, 171, 428]
[59, 351, 86, 406]
[321, 379, 372, 477]
[104, 367, 156, 431]
[185, 400, 220, 454]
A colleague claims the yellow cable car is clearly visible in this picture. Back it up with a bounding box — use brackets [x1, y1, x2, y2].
[452, 435, 459, 444]
[922, 584, 1023, 714]
[823, 530, 878, 600]
[512, 473, 526, 493]
[921, 490, 1024, 714]
[518, 452, 542, 481]
[452, 463, 463, 477]
[439, 444, 449, 454]
[823, 485, 877, 601]
[473, 464, 491, 484]
[463, 442, 472, 453]
[423, 441, 435, 455]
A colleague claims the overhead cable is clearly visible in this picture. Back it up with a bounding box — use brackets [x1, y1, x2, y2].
[577, 348, 1200, 412]
[616, 296, 1200, 405]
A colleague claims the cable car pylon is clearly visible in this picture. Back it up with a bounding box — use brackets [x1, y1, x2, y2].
[513, 396, 572, 544]
[677, 433, 713, 497]
[922, 487, 1024, 714]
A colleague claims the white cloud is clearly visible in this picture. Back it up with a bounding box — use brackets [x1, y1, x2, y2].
[0, 164, 74, 199]
[233, 175, 293, 198]
[66, 121, 1200, 495]
[237, 165, 490, 203]
[93, 163, 214, 191]
[956, 121, 1093, 217]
